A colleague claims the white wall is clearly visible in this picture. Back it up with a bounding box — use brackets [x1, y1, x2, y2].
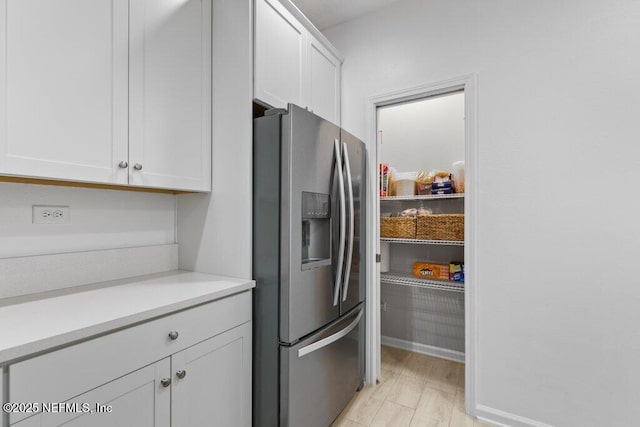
[379, 92, 464, 173]
[325, 1, 640, 426]
[0, 182, 175, 259]
[177, 0, 253, 280]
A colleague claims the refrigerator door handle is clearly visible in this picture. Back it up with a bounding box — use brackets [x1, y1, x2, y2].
[333, 139, 346, 307]
[297, 308, 363, 358]
[341, 142, 355, 302]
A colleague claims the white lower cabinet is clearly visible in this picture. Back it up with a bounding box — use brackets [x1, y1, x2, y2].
[7, 292, 252, 427]
[172, 323, 252, 427]
[14, 359, 171, 427]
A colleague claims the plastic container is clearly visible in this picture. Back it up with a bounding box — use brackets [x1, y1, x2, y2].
[416, 183, 432, 195]
[394, 171, 417, 196]
[452, 161, 465, 193]
[380, 242, 390, 273]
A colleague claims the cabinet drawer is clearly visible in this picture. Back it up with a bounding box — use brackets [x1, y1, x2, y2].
[9, 291, 251, 424]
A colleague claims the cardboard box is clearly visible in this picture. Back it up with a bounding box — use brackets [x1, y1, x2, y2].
[412, 262, 449, 280]
[379, 163, 389, 197]
[431, 187, 453, 195]
[449, 262, 465, 282]
[431, 180, 452, 189]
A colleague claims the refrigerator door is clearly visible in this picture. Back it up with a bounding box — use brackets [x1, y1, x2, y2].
[340, 130, 367, 314]
[280, 304, 365, 427]
[281, 104, 341, 343]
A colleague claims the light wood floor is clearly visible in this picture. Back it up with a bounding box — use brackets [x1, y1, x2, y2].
[331, 346, 488, 427]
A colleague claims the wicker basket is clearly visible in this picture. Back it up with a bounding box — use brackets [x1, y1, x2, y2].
[380, 217, 416, 239]
[417, 214, 464, 241]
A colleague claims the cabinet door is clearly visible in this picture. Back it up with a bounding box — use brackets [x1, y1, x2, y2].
[13, 359, 170, 427]
[254, 0, 307, 109]
[0, 0, 128, 184]
[129, 0, 212, 191]
[172, 322, 252, 427]
[307, 38, 341, 125]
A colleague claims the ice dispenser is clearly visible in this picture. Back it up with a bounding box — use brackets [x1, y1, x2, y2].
[301, 192, 331, 269]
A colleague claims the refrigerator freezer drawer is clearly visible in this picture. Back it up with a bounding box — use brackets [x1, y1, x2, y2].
[280, 305, 364, 427]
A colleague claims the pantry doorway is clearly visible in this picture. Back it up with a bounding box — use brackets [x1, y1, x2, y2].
[364, 75, 477, 416]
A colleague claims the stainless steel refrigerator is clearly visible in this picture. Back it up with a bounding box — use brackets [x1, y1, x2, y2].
[253, 104, 366, 427]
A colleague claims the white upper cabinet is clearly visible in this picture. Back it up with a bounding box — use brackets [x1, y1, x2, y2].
[254, 0, 306, 109]
[0, 0, 129, 184]
[129, 0, 212, 191]
[0, 0, 211, 192]
[254, 0, 343, 125]
[308, 38, 341, 126]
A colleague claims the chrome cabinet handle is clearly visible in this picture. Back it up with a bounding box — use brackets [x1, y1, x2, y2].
[118, 161, 128, 168]
[133, 163, 143, 170]
[176, 370, 187, 379]
[168, 331, 179, 341]
[160, 378, 172, 388]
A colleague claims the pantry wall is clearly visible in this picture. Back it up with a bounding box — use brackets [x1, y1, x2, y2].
[377, 91, 466, 362]
[329, 1, 640, 424]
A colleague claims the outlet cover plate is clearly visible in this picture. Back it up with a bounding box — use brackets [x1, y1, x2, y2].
[33, 205, 70, 224]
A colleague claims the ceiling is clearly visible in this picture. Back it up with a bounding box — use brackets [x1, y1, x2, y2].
[290, 0, 403, 30]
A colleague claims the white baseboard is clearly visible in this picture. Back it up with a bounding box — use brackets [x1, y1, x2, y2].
[475, 405, 553, 427]
[381, 335, 465, 363]
[0, 244, 179, 299]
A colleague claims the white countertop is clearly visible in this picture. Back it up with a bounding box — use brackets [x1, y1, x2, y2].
[0, 270, 255, 364]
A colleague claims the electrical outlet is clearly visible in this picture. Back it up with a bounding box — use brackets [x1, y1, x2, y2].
[33, 205, 70, 224]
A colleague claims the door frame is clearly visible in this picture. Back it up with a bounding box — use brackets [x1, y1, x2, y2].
[364, 74, 478, 415]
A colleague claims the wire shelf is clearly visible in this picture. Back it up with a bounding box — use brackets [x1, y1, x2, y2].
[380, 238, 464, 246]
[380, 272, 465, 293]
[380, 193, 464, 201]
